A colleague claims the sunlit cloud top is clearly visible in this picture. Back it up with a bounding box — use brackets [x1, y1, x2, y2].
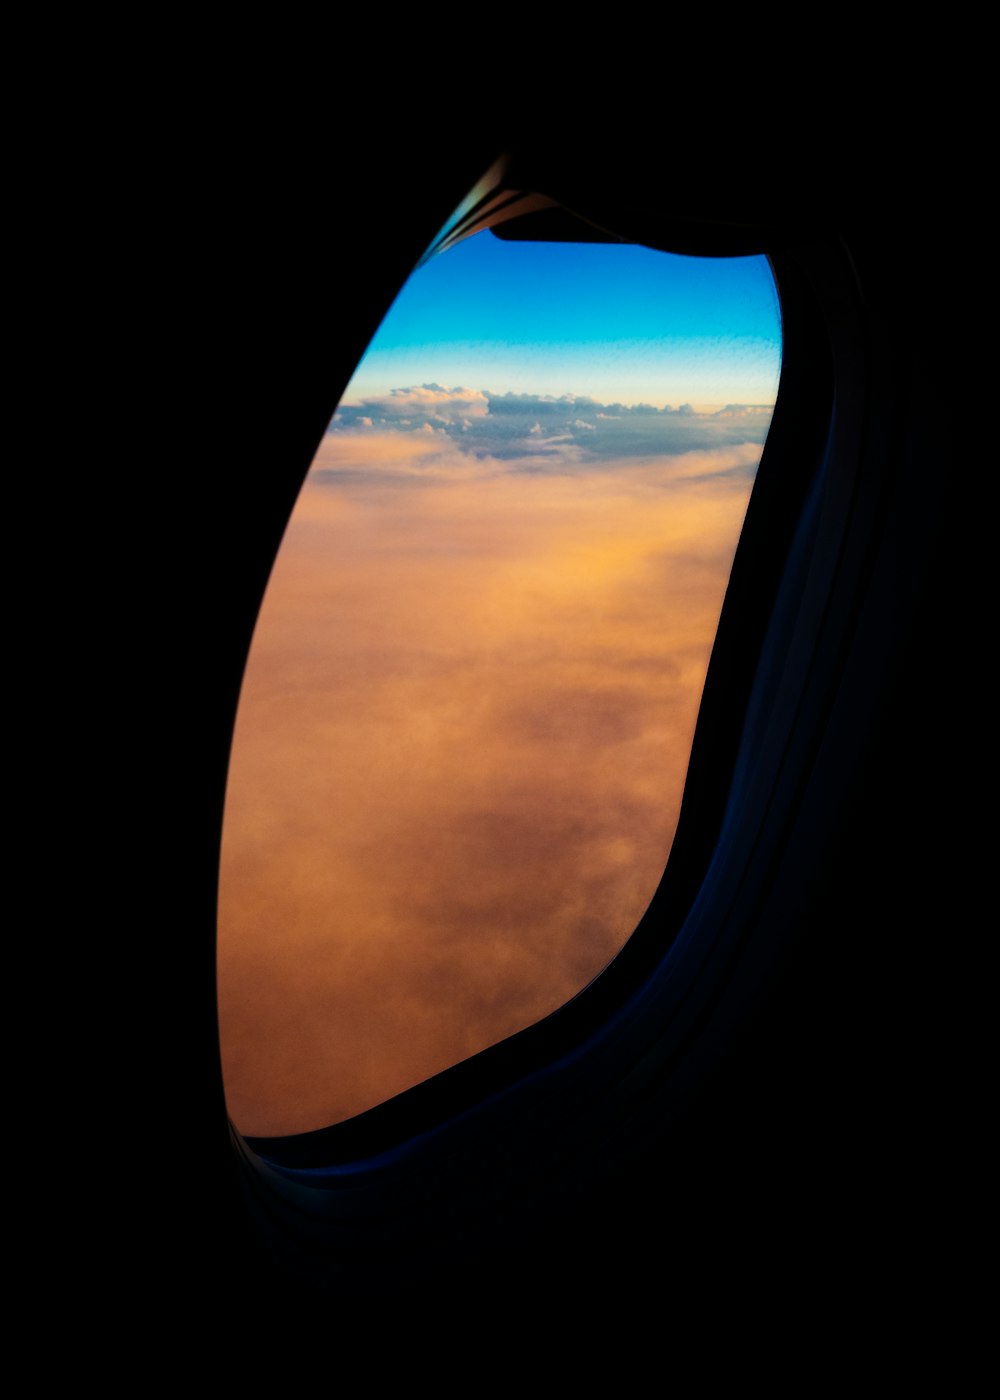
[219, 224, 785, 1135]
[340, 230, 782, 410]
[328, 386, 776, 469]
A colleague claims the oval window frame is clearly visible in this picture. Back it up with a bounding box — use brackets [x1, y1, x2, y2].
[214, 151, 905, 1296]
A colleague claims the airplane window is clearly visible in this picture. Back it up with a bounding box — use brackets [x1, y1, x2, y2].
[218, 226, 782, 1139]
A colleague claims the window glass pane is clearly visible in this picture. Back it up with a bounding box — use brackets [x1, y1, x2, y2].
[218, 228, 782, 1137]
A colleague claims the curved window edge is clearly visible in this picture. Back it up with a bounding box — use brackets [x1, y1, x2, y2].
[218, 159, 926, 1294]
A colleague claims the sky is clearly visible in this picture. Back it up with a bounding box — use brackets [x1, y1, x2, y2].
[217, 229, 782, 1138]
[344, 230, 781, 407]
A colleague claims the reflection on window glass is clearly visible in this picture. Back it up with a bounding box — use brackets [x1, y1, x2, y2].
[218, 227, 782, 1138]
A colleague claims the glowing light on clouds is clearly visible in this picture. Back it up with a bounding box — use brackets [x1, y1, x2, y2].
[218, 230, 782, 1136]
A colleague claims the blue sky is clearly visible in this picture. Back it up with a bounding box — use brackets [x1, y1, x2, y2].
[341, 229, 782, 410]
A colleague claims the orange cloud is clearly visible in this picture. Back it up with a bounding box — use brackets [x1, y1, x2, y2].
[218, 439, 762, 1136]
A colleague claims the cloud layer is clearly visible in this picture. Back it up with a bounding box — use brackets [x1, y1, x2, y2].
[329, 383, 774, 464]
[218, 390, 772, 1136]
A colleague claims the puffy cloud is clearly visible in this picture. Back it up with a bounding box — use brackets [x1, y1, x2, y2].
[333, 383, 490, 428]
[713, 403, 775, 420]
[329, 386, 775, 465]
[486, 391, 597, 417]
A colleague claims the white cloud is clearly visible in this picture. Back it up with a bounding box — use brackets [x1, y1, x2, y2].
[346, 384, 490, 424]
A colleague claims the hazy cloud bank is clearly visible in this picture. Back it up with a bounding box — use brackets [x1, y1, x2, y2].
[329, 383, 775, 464]
[218, 403, 772, 1136]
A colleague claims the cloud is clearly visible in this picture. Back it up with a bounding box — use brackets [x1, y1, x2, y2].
[330, 386, 775, 464]
[219, 413, 769, 1136]
[335, 383, 490, 426]
[713, 403, 775, 420]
